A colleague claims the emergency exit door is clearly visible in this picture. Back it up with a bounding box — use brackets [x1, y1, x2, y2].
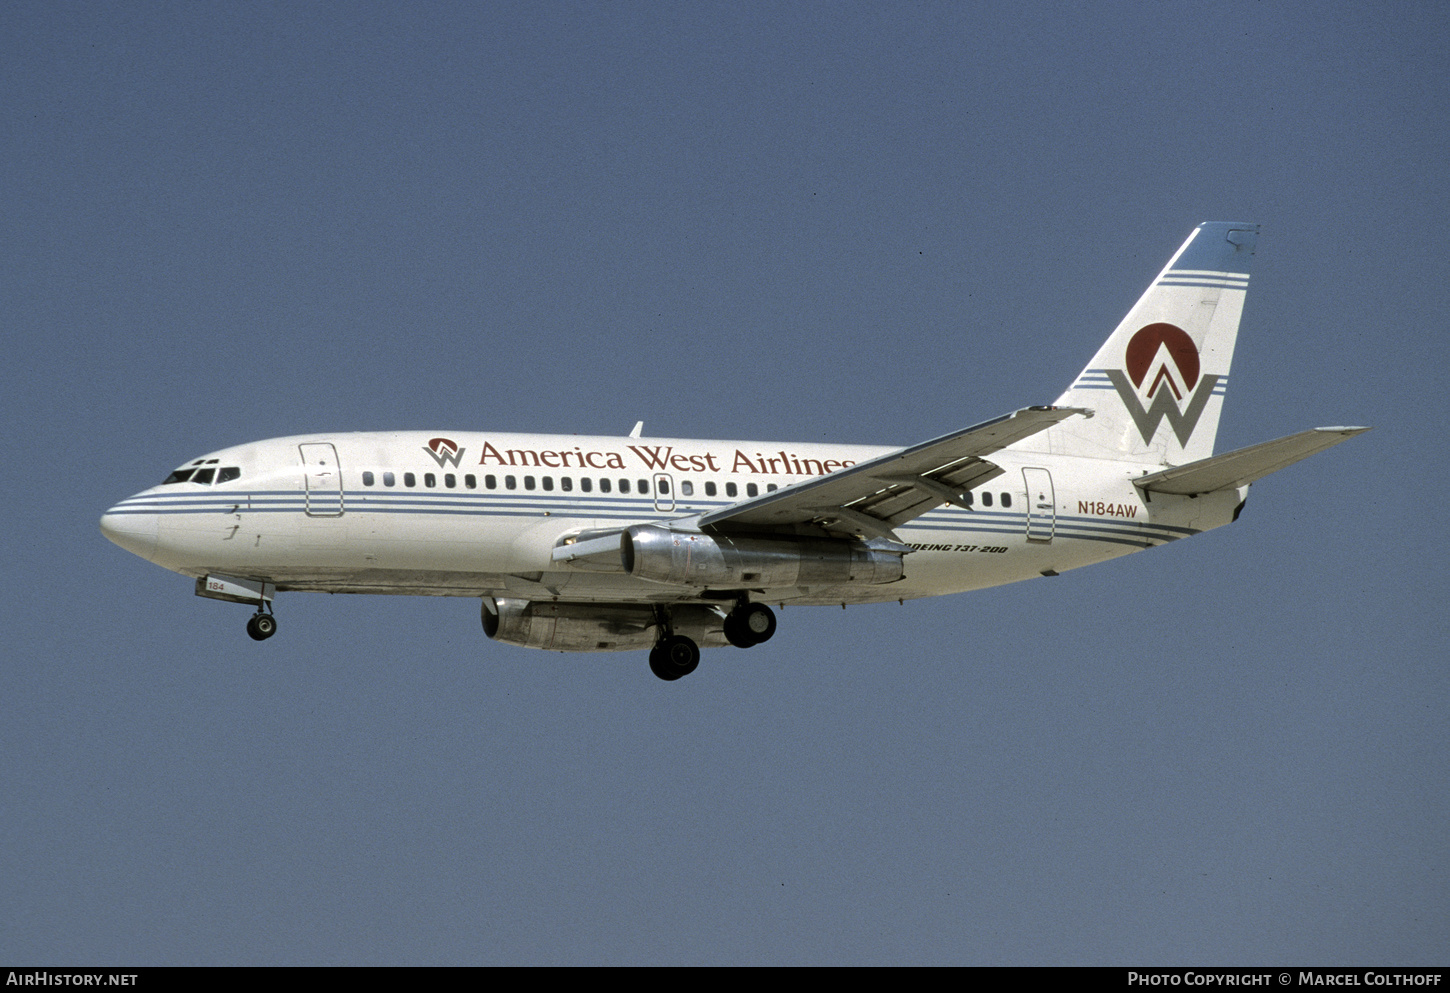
[299, 443, 344, 517]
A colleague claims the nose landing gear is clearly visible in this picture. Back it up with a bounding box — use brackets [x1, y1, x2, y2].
[195, 575, 278, 642]
[246, 610, 277, 641]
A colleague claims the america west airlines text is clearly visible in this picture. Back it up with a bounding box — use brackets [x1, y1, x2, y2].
[475, 441, 856, 477]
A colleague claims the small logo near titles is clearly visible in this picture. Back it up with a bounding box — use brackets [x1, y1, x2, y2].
[1106, 323, 1219, 446]
[423, 437, 466, 468]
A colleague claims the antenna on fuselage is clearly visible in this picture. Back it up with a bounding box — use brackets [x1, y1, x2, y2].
[629, 421, 644, 438]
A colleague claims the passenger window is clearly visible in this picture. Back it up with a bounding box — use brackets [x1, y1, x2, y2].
[561, 477, 573, 492]
[619, 479, 630, 494]
[524, 476, 535, 490]
[445, 474, 456, 489]
[963, 491, 973, 506]
[485, 475, 496, 489]
[726, 482, 737, 497]
[581, 478, 592, 493]
[465, 474, 477, 489]
[542, 477, 554, 491]
[192, 467, 215, 485]
[362, 471, 375, 486]
[680, 481, 692, 496]
[600, 478, 611, 493]
[505, 476, 516, 490]
[638, 479, 648, 493]
[767, 484, 777, 492]
[404, 472, 416, 487]
[1001, 493, 1012, 508]
[705, 482, 717, 497]
[982, 491, 993, 507]
[384, 472, 396, 487]
[747, 483, 758, 497]
[425, 473, 436, 488]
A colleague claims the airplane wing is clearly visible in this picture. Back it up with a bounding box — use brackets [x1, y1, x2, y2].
[1133, 426, 1370, 495]
[696, 406, 1087, 540]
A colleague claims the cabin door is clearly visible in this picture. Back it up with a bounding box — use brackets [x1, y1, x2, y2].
[1022, 467, 1055, 542]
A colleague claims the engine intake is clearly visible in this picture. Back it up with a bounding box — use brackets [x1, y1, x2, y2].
[621, 525, 905, 588]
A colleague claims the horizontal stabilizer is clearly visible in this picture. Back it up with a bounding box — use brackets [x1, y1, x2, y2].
[1134, 427, 1370, 495]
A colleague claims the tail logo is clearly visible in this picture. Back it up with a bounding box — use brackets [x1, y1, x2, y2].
[423, 437, 466, 468]
[1106, 323, 1219, 446]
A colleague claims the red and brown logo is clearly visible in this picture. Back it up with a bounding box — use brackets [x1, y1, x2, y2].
[423, 437, 466, 468]
[1106, 323, 1219, 446]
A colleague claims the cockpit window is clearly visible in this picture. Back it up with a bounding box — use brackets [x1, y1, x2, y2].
[162, 465, 241, 485]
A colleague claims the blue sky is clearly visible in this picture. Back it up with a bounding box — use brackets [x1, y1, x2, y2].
[3, 1, 1446, 964]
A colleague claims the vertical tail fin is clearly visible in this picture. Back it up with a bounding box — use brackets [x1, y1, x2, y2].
[1048, 222, 1258, 465]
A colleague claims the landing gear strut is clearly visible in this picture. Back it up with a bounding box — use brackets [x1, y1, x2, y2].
[246, 610, 277, 641]
[723, 602, 776, 648]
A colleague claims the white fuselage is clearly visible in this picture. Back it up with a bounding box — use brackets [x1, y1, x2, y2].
[100, 430, 1244, 607]
[96, 223, 1363, 673]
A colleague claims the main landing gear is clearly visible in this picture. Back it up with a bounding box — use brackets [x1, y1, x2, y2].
[647, 602, 778, 681]
[245, 609, 277, 641]
[648, 635, 700, 681]
[723, 602, 776, 649]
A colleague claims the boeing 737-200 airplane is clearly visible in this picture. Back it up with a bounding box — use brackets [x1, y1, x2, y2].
[101, 223, 1366, 680]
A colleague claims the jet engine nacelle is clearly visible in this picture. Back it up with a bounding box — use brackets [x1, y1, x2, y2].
[621, 524, 905, 588]
[481, 597, 728, 652]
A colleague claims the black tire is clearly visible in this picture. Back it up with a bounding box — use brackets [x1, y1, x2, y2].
[740, 603, 776, 644]
[247, 613, 277, 641]
[648, 644, 682, 681]
[650, 635, 699, 680]
[723, 613, 754, 649]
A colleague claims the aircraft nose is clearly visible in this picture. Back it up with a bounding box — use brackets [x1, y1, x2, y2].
[100, 502, 159, 561]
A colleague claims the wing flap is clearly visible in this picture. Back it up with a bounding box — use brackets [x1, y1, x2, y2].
[1134, 427, 1370, 495]
[699, 406, 1085, 537]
